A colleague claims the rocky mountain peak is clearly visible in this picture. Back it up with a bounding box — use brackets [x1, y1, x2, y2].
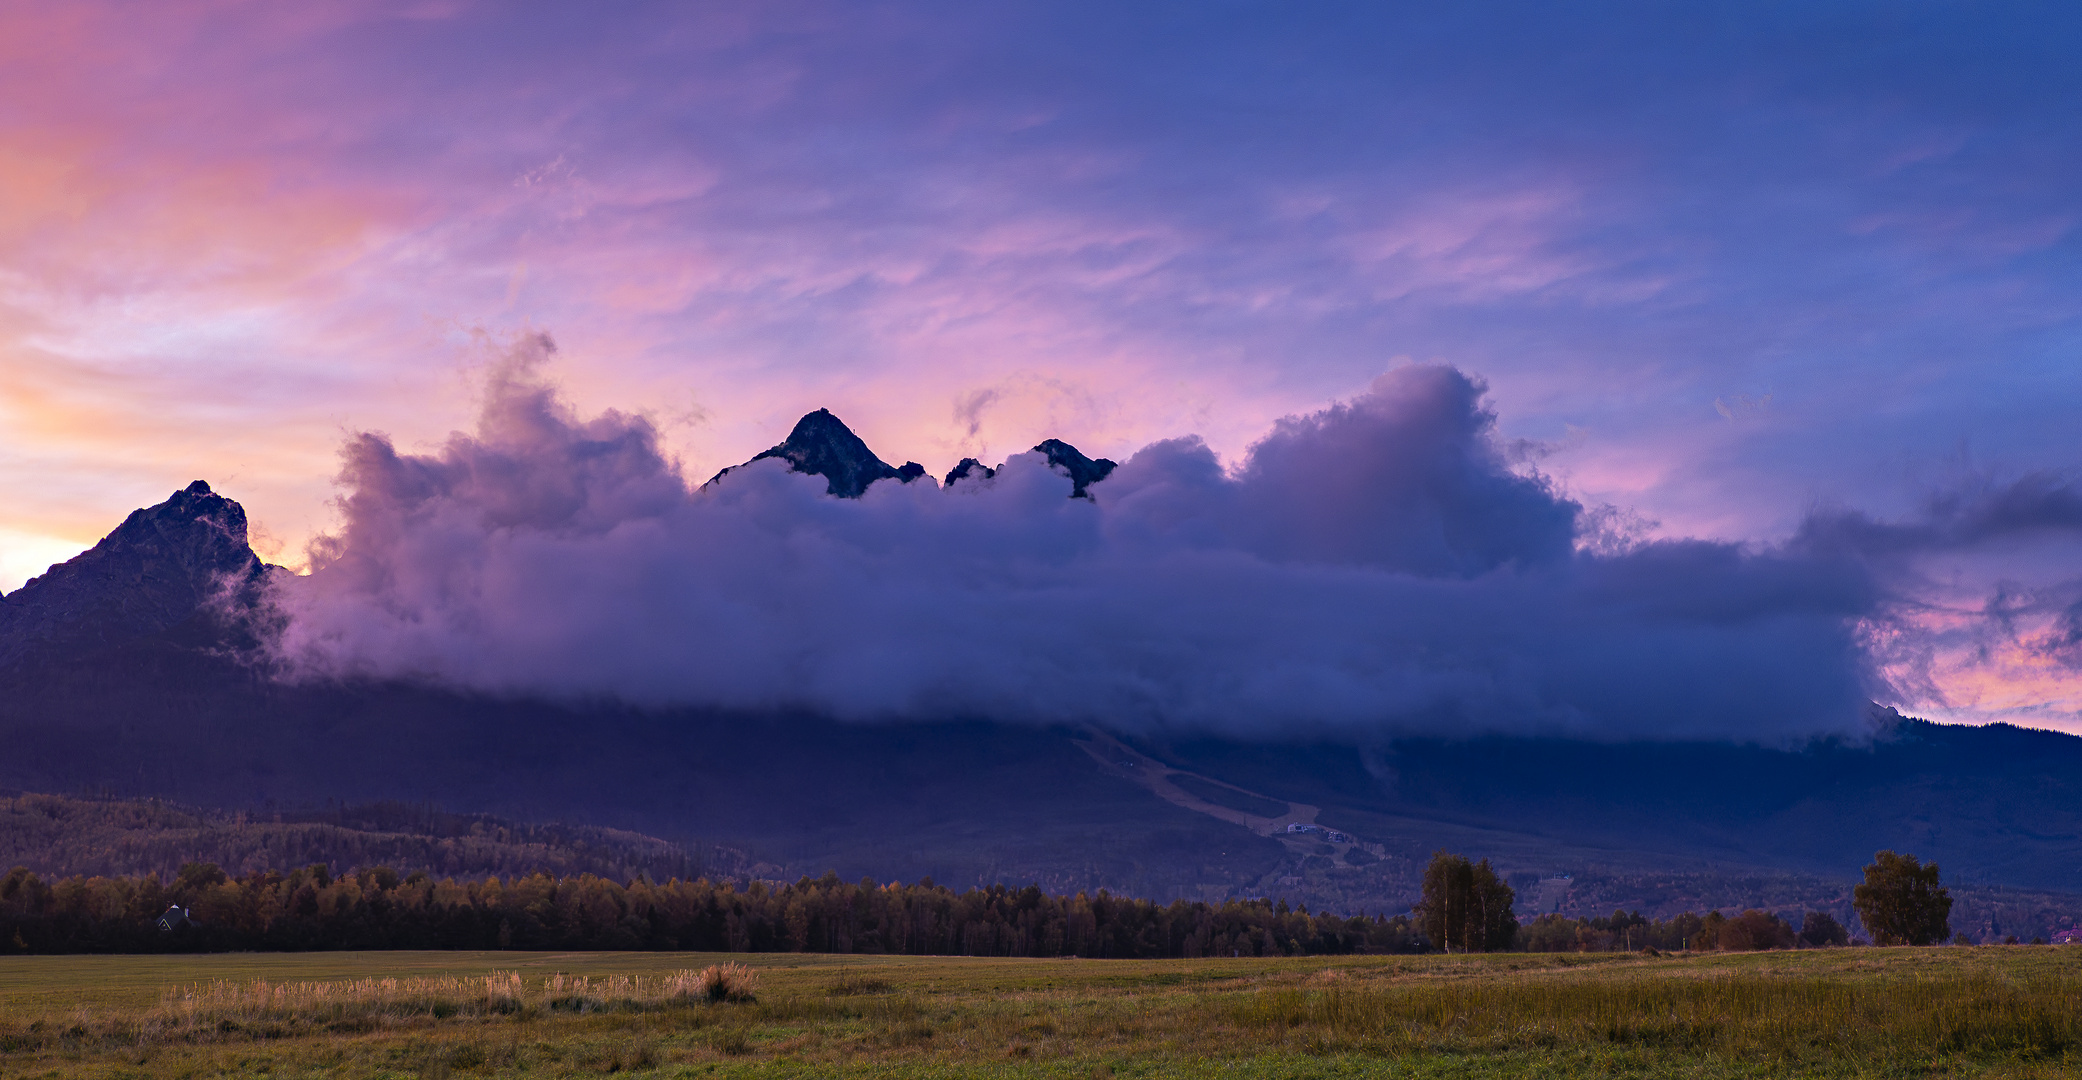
[0, 482, 267, 668]
[943, 458, 997, 486]
[943, 443, 1113, 497]
[704, 410, 1116, 500]
[1033, 439, 1117, 499]
[710, 409, 926, 498]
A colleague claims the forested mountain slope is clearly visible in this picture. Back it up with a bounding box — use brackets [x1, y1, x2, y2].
[0, 792, 751, 883]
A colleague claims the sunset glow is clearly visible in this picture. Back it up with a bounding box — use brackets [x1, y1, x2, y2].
[4, 2, 2080, 731]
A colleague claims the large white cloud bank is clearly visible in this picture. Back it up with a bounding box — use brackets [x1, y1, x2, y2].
[267, 339, 1882, 741]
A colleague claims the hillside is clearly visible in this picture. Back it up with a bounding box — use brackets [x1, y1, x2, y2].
[0, 792, 759, 884]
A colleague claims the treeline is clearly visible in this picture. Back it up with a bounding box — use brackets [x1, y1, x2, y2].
[1407, 848, 1851, 955]
[1467, 849, 1961, 953]
[1520, 907, 1852, 952]
[0, 863, 1423, 957]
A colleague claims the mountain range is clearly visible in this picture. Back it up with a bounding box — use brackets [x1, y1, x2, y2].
[3, 410, 2080, 939]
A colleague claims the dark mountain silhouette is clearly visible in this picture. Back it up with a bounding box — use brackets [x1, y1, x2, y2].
[1033, 438, 1117, 498]
[944, 457, 996, 485]
[706, 408, 927, 498]
[0, 480, 265, 669]
[6, 473, 2082, 929]
[942, 441, 1115, 497]
[705, 408, 1115, 500]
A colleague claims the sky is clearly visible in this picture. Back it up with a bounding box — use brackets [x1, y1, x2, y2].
[4, 1, 2082, 732]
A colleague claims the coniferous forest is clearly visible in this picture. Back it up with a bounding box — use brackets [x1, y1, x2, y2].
[0, 864, 1423, 957]
[4, 859, 1946, 957]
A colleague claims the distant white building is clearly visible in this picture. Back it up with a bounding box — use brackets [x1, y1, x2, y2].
[1284, 823, 1355, 843]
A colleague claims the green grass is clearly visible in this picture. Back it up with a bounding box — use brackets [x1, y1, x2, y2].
[1, 947, 2079, 1077]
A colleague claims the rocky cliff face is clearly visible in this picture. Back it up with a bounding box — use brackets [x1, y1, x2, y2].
[0, 481, 266, 669]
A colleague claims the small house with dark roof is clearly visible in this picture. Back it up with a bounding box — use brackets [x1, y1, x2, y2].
[156, 905, 194, 931]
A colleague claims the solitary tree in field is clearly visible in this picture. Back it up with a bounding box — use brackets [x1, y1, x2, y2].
[1417, 851, 1516, 952]
[1853, 850, 1952, 946]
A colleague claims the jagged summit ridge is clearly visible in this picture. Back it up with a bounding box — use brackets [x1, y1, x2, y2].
[710, 408, 1115, 500]
[707, 408, 927, 498]
[943, 458, 996, 486]
[946, 440, 1116, 499]
[1032, 439, 1117, 499]
[0, 480, 266, 668]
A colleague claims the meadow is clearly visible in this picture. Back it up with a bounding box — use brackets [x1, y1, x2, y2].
[1, 946, 2079, 1078]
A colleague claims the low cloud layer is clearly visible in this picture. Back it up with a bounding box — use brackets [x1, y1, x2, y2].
[271, 339, 1890, 741]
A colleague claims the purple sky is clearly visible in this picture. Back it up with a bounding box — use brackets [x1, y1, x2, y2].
[4, 1, 2081, 729]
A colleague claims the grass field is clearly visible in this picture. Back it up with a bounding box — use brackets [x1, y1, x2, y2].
[2, 947, 2079, 1078]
